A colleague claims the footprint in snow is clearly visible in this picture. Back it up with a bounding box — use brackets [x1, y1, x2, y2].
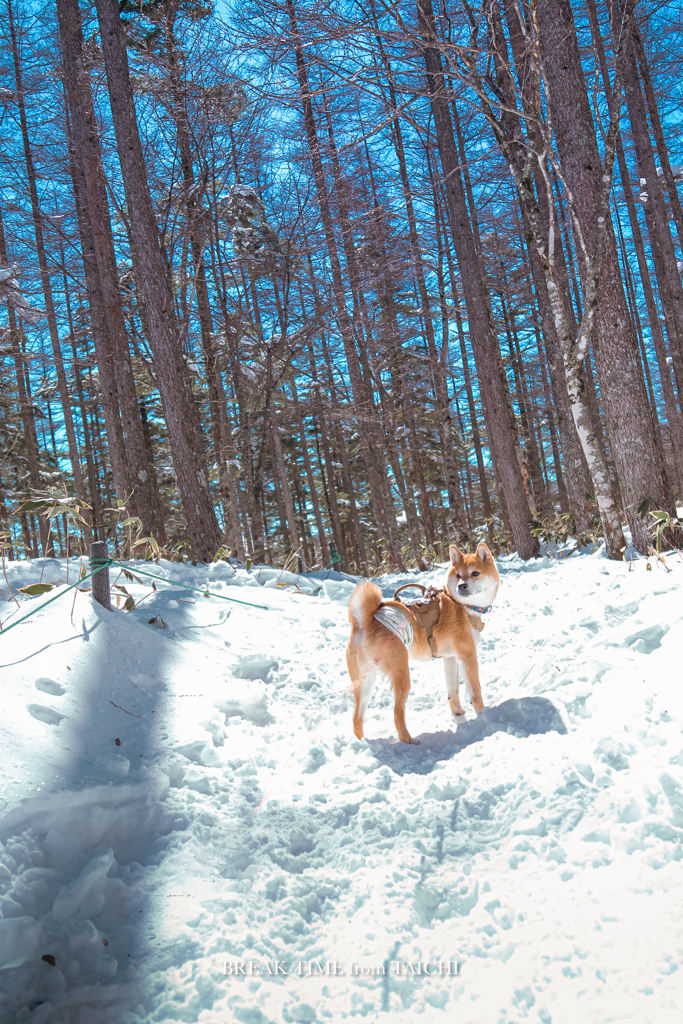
[232, 653, 279, 683]
[35, 678, 65, 696]
[27, 704, 66, 726]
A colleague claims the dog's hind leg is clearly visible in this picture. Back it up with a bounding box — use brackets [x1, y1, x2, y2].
[390, 659, 419, 745]
[352, 665, 378, 740]
[443, 657, 466, 719]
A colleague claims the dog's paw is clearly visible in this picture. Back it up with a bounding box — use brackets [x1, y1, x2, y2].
[450, 700, 466, 719]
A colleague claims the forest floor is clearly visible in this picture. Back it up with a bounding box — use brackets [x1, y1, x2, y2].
[0, 544, 681, 1024]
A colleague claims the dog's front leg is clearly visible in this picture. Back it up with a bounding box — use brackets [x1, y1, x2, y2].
[458, 652, 485, 714]
[443, 657, 466, 719]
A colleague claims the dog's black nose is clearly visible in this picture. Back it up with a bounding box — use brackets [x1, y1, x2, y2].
[457, 582, 468, 592]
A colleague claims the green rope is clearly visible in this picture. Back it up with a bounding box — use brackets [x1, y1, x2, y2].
[107, 560, 270, 611]
[0, 565, 102, 636]
[0, 558, 272, 638]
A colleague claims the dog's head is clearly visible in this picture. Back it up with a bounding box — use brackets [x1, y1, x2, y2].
[446, 543, 500, 608]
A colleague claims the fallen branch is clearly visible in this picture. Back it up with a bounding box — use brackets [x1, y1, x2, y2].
[110, 700, 141, 718]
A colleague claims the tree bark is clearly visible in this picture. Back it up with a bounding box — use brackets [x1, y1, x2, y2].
[518, 219, 595, 530]
[8, 0, 89, 541]
[94, 0, 220, 560]
[609, 7, 683, 458]
[57, 0, 164, 539]
[290, 376, 329, 564]
[370, 15, 468, 543]
[534, 0, 674, 551]
[479, 0, 627, 555]
[0, 210, 53, 555]
[59, 245, 104, 538]
[417, 0, 539, 558]
[286, 0, 405, 569]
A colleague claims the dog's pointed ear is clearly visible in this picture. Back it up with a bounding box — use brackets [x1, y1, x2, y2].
[449, 544, 463, 565]
[476, 543, 492, 563]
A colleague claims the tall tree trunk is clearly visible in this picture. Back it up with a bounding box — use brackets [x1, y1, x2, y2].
[290, 377, 329, 564]
[417, 0, 539, 558]
[0, 212, 53, 555]
[8, 0, 89, 541]
[160, 8, 243, 548]
[64, 112, 133, 512]
[631, 18, 683, 256]
[370, 15, 468, 542]
[59, 245, 104, 537]
[534, 0, 674, 551]
[584, 5, 680, 418]
[482, 0, 627, 555]
[518, 221, 595, 530]
[94, 0, 220, 560]
[285, 0, 405, 570]
[57, 0, 163, 540]
[268, 399, 299, 552]
[320, 93, 407, 567]
[305, 339, 349, 569]
[614, 18, 683, 399]
[502, 3, 597, 530]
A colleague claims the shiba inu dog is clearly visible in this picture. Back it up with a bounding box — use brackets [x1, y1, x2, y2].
[346, 544, 500, 744]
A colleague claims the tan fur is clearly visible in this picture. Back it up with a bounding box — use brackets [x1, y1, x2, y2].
[346, 543, 500, 744]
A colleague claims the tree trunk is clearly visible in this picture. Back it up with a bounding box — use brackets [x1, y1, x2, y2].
[59, 246, 104, 537]
[290, 377, 329, 564]
[535, 0, 674, 552]
[8, 0, 89, 541]
[57, 0, 164, 539]
[305, 340, 349, 569]
[0, 211, 53, 555]
[320, 93, 406, 567]
[631, 18, 683, 256]
[268, 400, 299, 552]
[64, 113, 133, 512]
[518, 220, 595, 530]
[285, 0, 405, 569]
[482, 0, 627, 555]
[94, 0, 220, 560]
[370, 19, 468, 543]
[417, 0, 539, 558]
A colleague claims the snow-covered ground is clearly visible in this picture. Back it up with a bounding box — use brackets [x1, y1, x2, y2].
[0, 547, 681, 1024]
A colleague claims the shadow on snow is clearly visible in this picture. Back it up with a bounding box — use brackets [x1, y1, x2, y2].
[366, 696, 567, 775]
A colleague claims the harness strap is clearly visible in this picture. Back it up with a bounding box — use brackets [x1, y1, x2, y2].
[389, 582, 491, 653]
[393, 583, 442, 659]
[412, 601, 441, 657]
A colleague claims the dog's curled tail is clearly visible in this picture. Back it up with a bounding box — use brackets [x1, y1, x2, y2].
[348, 580, 383, 627]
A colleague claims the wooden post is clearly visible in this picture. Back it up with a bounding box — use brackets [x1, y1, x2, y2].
[90, 540, 111, 610]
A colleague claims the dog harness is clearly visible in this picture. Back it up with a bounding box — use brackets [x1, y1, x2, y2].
[392, 584, 443, 657]
[378, 584, 493, 655]
[373, 604, 414, 649]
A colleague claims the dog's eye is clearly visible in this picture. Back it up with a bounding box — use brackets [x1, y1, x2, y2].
[456, 573, 461, 579]
[471, 571, 480, 577]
